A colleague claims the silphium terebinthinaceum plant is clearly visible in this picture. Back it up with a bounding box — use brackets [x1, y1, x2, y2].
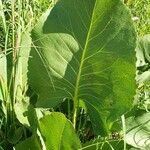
[0, 0, 141, 149]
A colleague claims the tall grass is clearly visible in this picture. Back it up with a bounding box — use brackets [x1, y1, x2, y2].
[0, 0, 51, 149]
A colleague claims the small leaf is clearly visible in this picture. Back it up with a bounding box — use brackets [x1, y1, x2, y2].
[15, 135, 41, 150]
[7, 126, 23, 144]
[14, 97, 30, 126]
[39, 112, 81, 150]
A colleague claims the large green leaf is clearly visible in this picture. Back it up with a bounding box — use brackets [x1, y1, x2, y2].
[126, 111, 150, 149]
[29, 0, 136, 134]
[19, 32, 31, 87]
[39, 112, 81, 150]
[14, 32, 31, 126]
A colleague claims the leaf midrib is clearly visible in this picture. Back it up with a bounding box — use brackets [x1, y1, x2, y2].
[73, 0, 97, 103]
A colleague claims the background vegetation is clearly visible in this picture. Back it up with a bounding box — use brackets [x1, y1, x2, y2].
[128, 0, 150, 36]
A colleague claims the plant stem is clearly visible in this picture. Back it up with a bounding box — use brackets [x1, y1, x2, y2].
[72, 102, 78, 129]
[121, 115, 127, 150]
[73, 72, 81, 128]
[10, 0, 16, 124]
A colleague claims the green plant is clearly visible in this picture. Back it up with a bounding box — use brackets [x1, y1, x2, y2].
[29, 0, 136, 134]
[1, 0, 150, 150]
[136, 34, 150, 111]
[125, 110, 150, 150]
[0, 0, 51, 149]
[22, 0, 137, 149]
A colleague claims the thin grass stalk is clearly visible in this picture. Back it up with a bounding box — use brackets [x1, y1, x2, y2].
[0, 0, 6, 33]
[10, 0, 16, 125]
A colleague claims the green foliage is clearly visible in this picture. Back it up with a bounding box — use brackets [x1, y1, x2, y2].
[1, 0, 149, 150]
[82, 139, 132, 150]
[15, 112, 81, 150]
[39, 112, 81, 150]
[136, 35, 150, 110]
[29, 0, 136, 136]
[15, 135, 42, 150]
[126, 111, 150, 149]
[128, 0, 150, 35]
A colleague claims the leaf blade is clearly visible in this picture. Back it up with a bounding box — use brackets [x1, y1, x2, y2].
[29, 0, 136, 134]
[39, 112, 81, 150]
